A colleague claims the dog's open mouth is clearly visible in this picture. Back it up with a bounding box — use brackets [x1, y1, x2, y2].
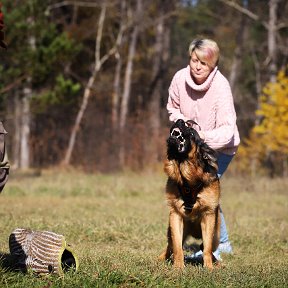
[170, 128, 186, 152]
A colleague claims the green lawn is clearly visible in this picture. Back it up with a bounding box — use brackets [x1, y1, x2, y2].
[0, 169, 287, 287]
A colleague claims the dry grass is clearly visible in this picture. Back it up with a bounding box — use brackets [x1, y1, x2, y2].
[0, 169, 287, 287]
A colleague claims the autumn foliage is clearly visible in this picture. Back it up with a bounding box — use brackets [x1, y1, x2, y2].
[237, 68, 288, 176]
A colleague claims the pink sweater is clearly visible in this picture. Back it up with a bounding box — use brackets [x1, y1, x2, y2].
[167, 66, 240, 155]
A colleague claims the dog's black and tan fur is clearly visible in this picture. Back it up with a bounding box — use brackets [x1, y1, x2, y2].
[159, 119, 220, 269]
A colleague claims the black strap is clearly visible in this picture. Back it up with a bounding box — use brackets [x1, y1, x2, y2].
[178, 180, 204, 212]
[186, 120, 201, 131]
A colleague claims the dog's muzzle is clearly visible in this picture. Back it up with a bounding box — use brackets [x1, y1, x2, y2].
[170, 128, 186, 152]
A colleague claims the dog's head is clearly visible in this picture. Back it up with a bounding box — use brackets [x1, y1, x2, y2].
[167, 119, 200, 160]
[167, 119, 218, 173]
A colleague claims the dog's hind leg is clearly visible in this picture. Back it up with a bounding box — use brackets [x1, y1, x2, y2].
[212, 208, 221, 252]
[159, 227, 173, 261]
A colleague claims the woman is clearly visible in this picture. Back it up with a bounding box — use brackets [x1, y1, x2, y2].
[167, 38, 240, 260]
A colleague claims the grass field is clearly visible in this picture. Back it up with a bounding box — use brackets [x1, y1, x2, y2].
[0, 169, 287, 287]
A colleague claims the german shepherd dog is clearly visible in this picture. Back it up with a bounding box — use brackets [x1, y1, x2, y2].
[159, 119, 220, 269]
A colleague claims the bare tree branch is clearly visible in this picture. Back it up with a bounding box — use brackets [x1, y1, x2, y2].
[46, 1, 101, 12]
[218, 0, 269, 29]
[276, 22, 288, 29]
[0, 75, 26, 94]
[63, 1, 125, 166]
[119, 0, 142, 132]
[95, 2, 106, 70]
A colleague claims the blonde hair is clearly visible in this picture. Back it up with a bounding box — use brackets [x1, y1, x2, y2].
[188, 39, 220, 68]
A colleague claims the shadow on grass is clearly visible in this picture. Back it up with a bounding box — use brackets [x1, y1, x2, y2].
[183, 243, 219, 267]
[184, 256, 203, 266]
[163, 243, 204, 267]
[0, 252, 26, 273]
[183, 243, 203, 266]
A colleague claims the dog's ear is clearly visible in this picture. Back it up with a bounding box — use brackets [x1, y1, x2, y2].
[191, 129, 201, 142]
[198, 143, 218, 174]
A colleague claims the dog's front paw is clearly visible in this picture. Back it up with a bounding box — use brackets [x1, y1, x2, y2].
[173, 260, 185, 269]
[203, 253, 213, 270]
[173, 254, 185, 269]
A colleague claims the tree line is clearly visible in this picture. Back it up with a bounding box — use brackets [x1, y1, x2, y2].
[0, 0, 287, 176]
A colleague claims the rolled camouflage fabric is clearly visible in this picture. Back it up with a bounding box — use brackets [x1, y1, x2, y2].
[9, 228, 79, 275]
[0, 122, 9, 192]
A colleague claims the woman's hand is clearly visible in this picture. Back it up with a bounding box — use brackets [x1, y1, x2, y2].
[198, 131, 205, 141]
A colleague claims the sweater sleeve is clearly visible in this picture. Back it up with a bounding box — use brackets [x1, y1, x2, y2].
[202, 78, 237, 150]
[166, 73, 189, 123]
